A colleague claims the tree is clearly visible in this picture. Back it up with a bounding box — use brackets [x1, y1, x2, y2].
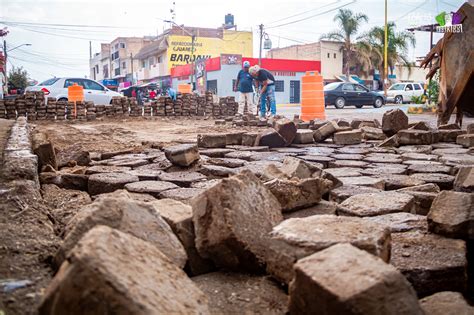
[358, 22, 416, 87]
[321, 9, 369, 79]
[8, 66, 29, 90]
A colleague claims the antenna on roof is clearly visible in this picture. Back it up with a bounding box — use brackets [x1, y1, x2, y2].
[170, 1, 176, 23]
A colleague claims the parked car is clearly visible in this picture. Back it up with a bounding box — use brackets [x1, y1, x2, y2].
[324, 82, 385, 109]
[384, 82, 425, 104]
[25, 77, 122, 104]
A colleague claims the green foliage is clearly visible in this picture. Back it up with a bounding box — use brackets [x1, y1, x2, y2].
[411, 95, 424, 104]
[8, 66, 29, 90]
[321, 9, 369, 77]
[357, 22, 416, 80]
[427, 71, 440, 104]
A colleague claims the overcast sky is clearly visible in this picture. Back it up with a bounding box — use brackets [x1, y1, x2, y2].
[0, 0, 467, 81]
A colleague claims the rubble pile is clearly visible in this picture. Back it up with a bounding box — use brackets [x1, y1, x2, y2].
[27, 112, 474, 313]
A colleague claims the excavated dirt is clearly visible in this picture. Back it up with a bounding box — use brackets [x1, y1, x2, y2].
[33, 118, 257, 153]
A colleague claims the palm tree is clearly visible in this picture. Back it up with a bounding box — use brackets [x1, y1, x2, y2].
[358, 22, 416, 86]
[321, 9, 369, 79]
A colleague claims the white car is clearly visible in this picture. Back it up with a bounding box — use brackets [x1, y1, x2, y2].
[25, 77, 122, 105]
[384, 82, 425, 104]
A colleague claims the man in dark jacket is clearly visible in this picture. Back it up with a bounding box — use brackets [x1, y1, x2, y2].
[249, 65, 276, 118]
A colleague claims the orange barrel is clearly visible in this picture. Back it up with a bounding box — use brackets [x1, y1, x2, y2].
[67, 83, 84, 102]
[178, 84, 192, 94]
[301, 71, 325, 121]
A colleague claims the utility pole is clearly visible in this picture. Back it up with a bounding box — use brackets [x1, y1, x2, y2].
[258, 24, 264, 66]
[383, 0, 388, 97]
[3, 39, 7, 95]
[130, 53, 134, 85]
[190, 33, 196, 89]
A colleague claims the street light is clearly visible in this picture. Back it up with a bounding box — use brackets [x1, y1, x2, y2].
[165, 20, 196, 89]
[7, 43, 32, 53]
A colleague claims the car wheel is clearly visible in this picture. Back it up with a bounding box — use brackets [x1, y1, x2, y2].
[395, 95, 403, 104]
[373, 97, 384, 108]
[335, 97, 345, 109]
[355, 104, 363, 109]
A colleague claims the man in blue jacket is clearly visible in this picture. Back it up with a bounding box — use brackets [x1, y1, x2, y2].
[234, 61, 256, 115]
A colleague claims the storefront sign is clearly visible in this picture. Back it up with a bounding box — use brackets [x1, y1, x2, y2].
[221, 54, 242, 65]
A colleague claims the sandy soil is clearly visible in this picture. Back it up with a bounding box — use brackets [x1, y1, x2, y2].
[33, 117, 257, 154]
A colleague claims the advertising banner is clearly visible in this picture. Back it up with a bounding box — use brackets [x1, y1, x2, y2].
[167, 30, 252, 71]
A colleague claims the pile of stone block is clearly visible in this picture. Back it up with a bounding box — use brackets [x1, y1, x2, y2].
[56, 100, 66, 121]
[173, 94, 183, 116]
[75, 100, 86, 120]
[0, 99, 5, 119]
[25, 91, 36, 121]
[95, 104, 106, 118]
[46, 98, 56, 120]
[143, 103, 152, 117]
[34, 112, 474, 313]
[129, 97, 141, 117]
[85, 101, 96, 121]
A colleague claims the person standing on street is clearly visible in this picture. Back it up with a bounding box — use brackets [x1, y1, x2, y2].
[249, 65, 276, 118]
[234, 61, 255, 115]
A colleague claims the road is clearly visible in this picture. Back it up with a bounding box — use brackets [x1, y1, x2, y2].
[276, 104, 474, 128]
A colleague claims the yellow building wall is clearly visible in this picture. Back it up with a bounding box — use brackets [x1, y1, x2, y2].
[167, 30, 253, 71]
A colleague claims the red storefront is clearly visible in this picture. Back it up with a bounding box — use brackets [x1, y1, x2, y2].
[171, 55, 320, 104]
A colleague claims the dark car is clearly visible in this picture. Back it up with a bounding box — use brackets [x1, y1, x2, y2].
[324, 82, 385, 109]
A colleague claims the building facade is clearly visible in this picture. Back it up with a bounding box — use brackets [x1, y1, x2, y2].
[110, 37, 152, 88]
[133, 25, 253, 89]
[89, 43, 110, 82]
[170, 55, 321, 104]
[266, 40, 344, 80]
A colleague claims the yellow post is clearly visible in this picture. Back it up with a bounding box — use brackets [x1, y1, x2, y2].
[384, 0, 388, 97]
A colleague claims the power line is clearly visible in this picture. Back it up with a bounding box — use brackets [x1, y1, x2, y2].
[4, 24, 113, 42]
[394, 0, 430, 22]
[266, 0, 341, 25]
[265, 0, 356, 29]
[0, 19, 147, 29]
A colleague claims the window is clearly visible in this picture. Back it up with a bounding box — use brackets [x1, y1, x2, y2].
[111, 51, 119, 60]
[148, 57, 154, 68]
[334, 53, 337, 58]
[342, 84, 355, 91]
[83, 79, 104, 91]
[142, 60, 146, 68]
[115, 68, 120, 76]
[103, 65, 109, 79]
[95, 65, 99, 74]
[157, 56, 162, 63]
[120, 42, 125, 49]
[414, 84, 422, 90]
[389, 84, 404, 91]
[327, 53, 330, 58]
[275, 80, 284, 92]
[64, 79, 84, 88]
[122, 61, 126, 69]
[354, 84, 367, 92]
[115, 43, 119, 50]
[39, 78, 59, 86]
[207, 80, 218, 94]
[405, 84, 413, 91]
[324, 82, 341, 91]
